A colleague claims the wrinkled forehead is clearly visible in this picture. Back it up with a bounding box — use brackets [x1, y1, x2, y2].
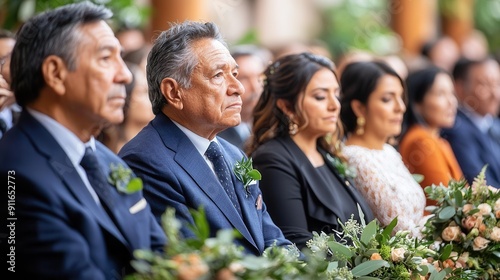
[192, 38, 234, 67]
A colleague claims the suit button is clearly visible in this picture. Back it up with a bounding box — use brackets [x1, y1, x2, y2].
[345, 181, 350, 186]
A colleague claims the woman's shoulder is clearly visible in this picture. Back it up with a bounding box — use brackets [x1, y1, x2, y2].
[252, 137, 294, 161]
[401, 125, 435, 144]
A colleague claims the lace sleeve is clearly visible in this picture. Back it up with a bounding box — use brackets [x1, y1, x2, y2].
[344, 145, 426, 237]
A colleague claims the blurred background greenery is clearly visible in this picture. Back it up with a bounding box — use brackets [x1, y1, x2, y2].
[1, 0, 499, 59]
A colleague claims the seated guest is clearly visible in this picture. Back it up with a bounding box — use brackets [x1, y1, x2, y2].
[399, 67, 463, 209]
[442, 57, 500, 188]
[0, 29, 19, 138]
[0, 2, 166, 278]
[219, 45, 269, 150]
[340, 61, 426, 237]
[98, 62, 154, 153]
[119, 21, 292, 256]
[248, 53, 374, 249]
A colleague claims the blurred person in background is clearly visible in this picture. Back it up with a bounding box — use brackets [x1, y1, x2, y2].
[98, 61, 154, 153]
[123, 44, 152, 73]
[380, 54, 409, 80]
[335, 50, 374, 78]
[399, 66, 463, 210]
[442, 57, 500, 188]
[115, 26, 146, 55]
[248, 53, 374, 249]
[0, 29, 20, 138]
[219, 44, 270, 150]
[340, 61, 426, 237]
[460, 29, 489, 61]
[420, 36, 460, 73]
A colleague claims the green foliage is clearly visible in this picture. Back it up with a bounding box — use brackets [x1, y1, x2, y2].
[1, 0, 149, 31]
[318, 0, 399, 58]
[107, 163, 143, 194]
[474, 0, 500, 53]
[422, 166, 500, 279]
[233, 157, 261, 196]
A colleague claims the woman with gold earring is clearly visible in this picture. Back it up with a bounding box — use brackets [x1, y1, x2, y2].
[339, 61, 426, 238]
[248, 53, 374, 249]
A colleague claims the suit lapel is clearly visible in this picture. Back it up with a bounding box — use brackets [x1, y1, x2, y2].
[19, 112, 128, 246]
[219, 139, 263, 250]
[154, 115, 257, 249]
[321, 151, 374, 222]
[95, 144, 142, 249]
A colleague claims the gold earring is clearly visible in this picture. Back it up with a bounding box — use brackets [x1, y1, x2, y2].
[356, 117, 365, 136]
[289, 121, 298, 136]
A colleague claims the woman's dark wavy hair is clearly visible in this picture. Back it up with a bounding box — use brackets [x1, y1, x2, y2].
[340, 61, 406, 134]
[403, 66, 449, 133]
[247, 52, 344, 158]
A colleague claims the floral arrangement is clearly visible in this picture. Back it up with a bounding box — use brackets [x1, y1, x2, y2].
[305, 208, 452, 280]
[126, 168, 500, 279]
[126, 207, 306, 280]
[422, 166, 500, 279]
[126, 206, 453, 280]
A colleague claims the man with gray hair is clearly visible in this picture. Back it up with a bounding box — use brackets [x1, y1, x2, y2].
[0, 2, 166, 278]
[120, 21, 292, 255]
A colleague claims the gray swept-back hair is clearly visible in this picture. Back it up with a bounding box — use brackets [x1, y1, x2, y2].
[11, 1, 112, 107]
[147, 21, 226, 115]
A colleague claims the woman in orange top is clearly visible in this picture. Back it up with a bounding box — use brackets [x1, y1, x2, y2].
[400, 67, 463, 209]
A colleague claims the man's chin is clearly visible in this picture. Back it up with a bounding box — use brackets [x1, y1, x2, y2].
[102, 112, 125, 126]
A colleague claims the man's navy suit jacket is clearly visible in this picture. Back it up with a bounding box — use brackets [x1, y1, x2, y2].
[442, 109, 500, 188]
[119, 113, 291, 256]
[0, 112, 166, 279]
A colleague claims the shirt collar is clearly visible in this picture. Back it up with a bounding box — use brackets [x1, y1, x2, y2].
[460, 105, 494, 134]
[27, 108, 96, 166]
[170, 119, 214, 156]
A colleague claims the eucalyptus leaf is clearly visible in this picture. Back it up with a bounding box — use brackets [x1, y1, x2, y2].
[438, 206, 456, 220]
[361, 220, 377, 245]
[328, 241, 354, 259]
[351, 260, 389, 277]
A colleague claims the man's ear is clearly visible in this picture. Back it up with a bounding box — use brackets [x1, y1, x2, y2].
[42, 55, 68, 95]
[160, 77, 183, 110]
[350, 99, 366, 118]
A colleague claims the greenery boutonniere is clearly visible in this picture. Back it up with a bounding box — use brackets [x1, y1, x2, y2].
[233, 157, 262, 197]
[326, 154, 357, 180]
[108, 163, 143, 194]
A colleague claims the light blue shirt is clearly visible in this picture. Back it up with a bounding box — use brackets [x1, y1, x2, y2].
[27, 108, 100, 203]
[171, 119, 220, 174]
[461, 105, 494, 134]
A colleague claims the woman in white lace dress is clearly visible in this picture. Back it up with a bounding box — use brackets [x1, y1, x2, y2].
[339, 61, 426, 237]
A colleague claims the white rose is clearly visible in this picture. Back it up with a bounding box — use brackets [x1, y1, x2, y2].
[490, 227, 500, 242]
[391, 247, 406, 262]
[477, 203, 492, 216]
[494, 199, 500, 211]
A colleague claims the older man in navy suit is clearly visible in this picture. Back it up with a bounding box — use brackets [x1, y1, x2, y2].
[0, 3, 166, 279]
[119, 21, 292, 255]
